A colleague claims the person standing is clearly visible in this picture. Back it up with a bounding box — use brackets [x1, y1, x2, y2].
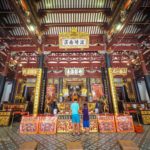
[95, 99, 103, 113]
[70, 99, 80, 135]
[51, 98, 58, 115]
[82, 103, 90, 134]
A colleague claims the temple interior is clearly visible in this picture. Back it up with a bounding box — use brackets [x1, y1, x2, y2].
[0, 0, 150, 149]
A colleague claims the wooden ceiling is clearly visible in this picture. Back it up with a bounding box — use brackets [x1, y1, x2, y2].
[0, 0, 150, 76]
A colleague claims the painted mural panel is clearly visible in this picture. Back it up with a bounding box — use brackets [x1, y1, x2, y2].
[46, 84, 56, 98]
[92, 84, 104, 101]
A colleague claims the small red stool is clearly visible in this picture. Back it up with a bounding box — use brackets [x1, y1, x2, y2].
[134, 124, 144, 133]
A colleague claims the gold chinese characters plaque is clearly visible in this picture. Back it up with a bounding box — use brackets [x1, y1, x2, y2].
[59, 28, 89, 49]
[112, 68, 127, 76]
[22, 68, 37, 76]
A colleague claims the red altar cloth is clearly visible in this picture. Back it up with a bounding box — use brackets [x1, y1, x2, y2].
[38, 116, 57, 134]
[20, 115, 39, 134]
[115, 115, 134, 133]
[98, 114, 116, 133]
[20, 115, 57, 134]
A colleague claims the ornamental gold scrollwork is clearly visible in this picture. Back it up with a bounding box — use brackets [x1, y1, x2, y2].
[33, 69, 42, 116]
[108, 68, 119, 115]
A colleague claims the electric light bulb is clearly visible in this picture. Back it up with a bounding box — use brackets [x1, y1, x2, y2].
[116, 23, 122, 31]
[28, 24, 35, 32]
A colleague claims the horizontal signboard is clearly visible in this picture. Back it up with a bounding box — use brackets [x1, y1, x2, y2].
[59, 28, 89, 49]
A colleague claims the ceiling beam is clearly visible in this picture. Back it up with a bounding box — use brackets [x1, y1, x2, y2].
[0, 24, 23, 28]
[43, 35, 105, 43]
[45, 46, 104, 52]
[42, 22, 106, 27]
[111, 45, 138, 51]
[38, 8, 111, 14]
[10, 45, 104, 52]
[0, 36, 32, 40]
[0, 34, 103, 39]
[4, 37, 139, 47]
[0, 35, 104, 46]
[117, 33, 150, 37]
[10, 46, 38, 52]
[9, 45, 139, 52]
[3, 35, 104, 45]
[128, 22, 150, 25]
[18, 63, 101, 70]
[112, 63, 128, 68]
